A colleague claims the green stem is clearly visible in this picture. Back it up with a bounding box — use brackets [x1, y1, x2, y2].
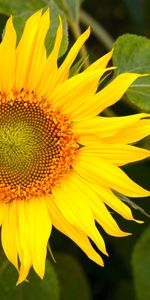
[80, 9, 114, 50]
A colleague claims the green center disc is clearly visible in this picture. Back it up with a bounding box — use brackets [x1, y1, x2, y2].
[0, 101, 57, 187]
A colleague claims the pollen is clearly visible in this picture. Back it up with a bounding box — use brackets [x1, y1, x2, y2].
[0, 91, 78, 202]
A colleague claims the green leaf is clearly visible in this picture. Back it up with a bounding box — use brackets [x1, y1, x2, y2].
[132, 226, 150, 300]
[0, 252, 60, 300]
[0, 0, 43, 14]
[0, 0, 68, 57]
[54, 252, 92, 300]
[113, 34, 150, 112]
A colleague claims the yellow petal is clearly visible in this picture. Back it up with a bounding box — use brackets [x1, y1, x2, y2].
[0, 17, 16, 93]
[73, 113, 148, 142]
[74, 150, 150, 197]
[25, 9, 50, 91]
[53, 178, 108, 255]
[16, 200, 32, 284]
[97, 73, 142, 113]
[36, 16, 63, 96]
[46, 27, 90, 94]
[85, 49, 113, 71]
[70, 73, 143, 121]
[1, 201, 18, 270]
[27, 197, 52, 278]
[15, 10, 42, 91]
[93, 199, 131, 236]
[88, 184, 137, 221]
[50, 69, 113, 111]
[83, 143, 150, 166]
[68, 174, 130, 237]
[17, 197, 51, 284]
[47, 198, 104, 266]
[104, 119, 150, 144]
[17, 263, 31, 286]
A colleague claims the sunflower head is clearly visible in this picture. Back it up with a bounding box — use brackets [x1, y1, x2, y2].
[0, 9, 149, 285]
[0, 93, 78, 202]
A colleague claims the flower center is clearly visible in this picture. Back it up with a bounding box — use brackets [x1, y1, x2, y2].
[0, 92, 78, 202]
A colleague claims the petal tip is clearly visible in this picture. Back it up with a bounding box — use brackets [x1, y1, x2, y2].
[134, 219, 144, 224]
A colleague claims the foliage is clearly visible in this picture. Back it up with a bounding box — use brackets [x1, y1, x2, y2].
[0, 251, 60, 300]
[53, 252, 92, 300]
[113, 34, 150, 112]
[0, 250, 91, 300]
[132, 226, 150, 300]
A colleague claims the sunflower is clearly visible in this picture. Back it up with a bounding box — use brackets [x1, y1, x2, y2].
[0, 9, 149, 285]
